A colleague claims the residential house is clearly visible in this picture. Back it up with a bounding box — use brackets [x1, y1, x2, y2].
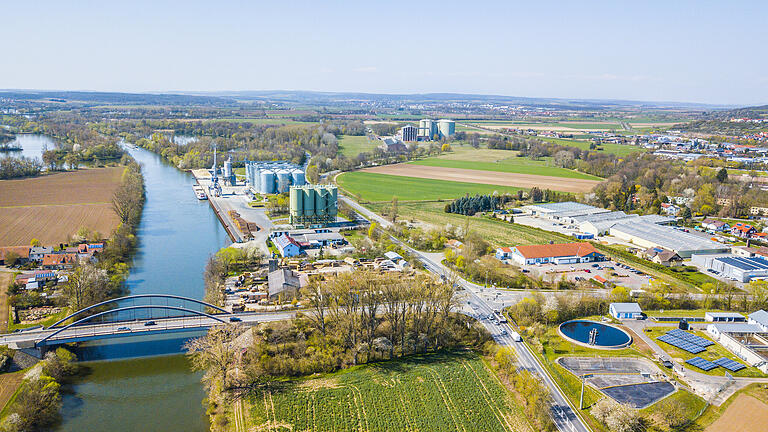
[643, 247, 683, 267]
[379, 137, 407, 153]
[701, 218, 730, 232]
[750, 207, 768, 216]
[731, 223, 756, 239]
[0, 246, 30, 265]
[267, 268, 308, 300]
[445, 239, 464, 251]
[495, 247, 514, 261]
[42, 253, 78, 269]
[660, 203, 680, 216]
[508, 242, 604, 266]
[29, 246, 54, 262]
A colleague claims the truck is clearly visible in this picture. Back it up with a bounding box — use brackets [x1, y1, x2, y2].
[508, 330, 522, 342]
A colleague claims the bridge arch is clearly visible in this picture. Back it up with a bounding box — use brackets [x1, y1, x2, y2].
[36, 305, 230, 347]
[48, 294, 230, 329]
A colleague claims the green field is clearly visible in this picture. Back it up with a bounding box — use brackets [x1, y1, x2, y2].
[537, 137, 645, 157]
[337, 172, 523, 202]
[408, 149, 602, 180]
[241, 351, 532, 432]
[202, 117, 311, 125]
[338, 135, 380, 157]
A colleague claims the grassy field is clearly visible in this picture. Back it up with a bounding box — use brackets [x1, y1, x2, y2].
[338, 135, 379, 157]
[0, 272, 11, 333]
[0, 167, 123, 246]
[646, 326, 767, 378]
[240, 351, 533, 432]
[337, 172, 523, 202]
[537, 137, 644, 157]
[408, 148, 601, 180]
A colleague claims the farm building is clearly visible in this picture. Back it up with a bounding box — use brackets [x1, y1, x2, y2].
[273, 234, 302, 258]
[508, 242, 603, 265]
[691, 254, 768, 282]
[495, 247, 514, 260]
[642, 247, 683, 267]
[0, 246, 30, 265]
[705, 312, 746, 322]
[609, 222, 728, 258]
[609, 303, 643, 319]
[268, 268, 308, 300]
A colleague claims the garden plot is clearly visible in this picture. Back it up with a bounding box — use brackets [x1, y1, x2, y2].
[557, 357, 675, 408]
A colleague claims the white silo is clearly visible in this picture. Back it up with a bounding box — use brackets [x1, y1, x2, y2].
[438, 119, 455, 138]
[260, 170, 275, 194]
[291, 169, 306, 186]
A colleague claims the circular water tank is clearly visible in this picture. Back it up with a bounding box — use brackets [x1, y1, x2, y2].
[276, 170, 292, 193]
[260, 170, 275, 194]
[291, 169, 305, 186]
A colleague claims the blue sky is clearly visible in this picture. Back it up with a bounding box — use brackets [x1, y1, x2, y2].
[3, 1, 767, 105]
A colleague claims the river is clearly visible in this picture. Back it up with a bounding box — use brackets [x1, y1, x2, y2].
[55, 146, 229, 432]
[0, 133, 57, 160]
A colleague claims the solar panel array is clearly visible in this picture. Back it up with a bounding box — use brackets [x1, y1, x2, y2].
[686, 357, 718, 371]
[667, 329, 714, 347]
[657, 333, 706, 354]
[713, 357, 746, 372]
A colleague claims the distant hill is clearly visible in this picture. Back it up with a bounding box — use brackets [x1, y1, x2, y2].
[0, 90, 234, 106]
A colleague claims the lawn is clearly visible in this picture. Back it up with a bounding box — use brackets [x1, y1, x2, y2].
[338, 135, 379, 158]
[408, 149, 601, 180]
[646, 326, 768, 378]
[336, 172, 523, 202]
[240, 351, 533, 432]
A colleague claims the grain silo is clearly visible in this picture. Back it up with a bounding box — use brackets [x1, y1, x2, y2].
[276, 170, 292, 193]
[289, 185, 338, 226]
[303, 187, 315, 217]
[259, 170, 275, 194]
[291, 169, 306, 187]
[437, 119, 455, 138]
[289, 187, 302, 221]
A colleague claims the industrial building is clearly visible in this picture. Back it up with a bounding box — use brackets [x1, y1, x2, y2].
[691, 254, 768, 282]
[705, 312, 746, 322]
[609, 303, 643, 319]
[609, 222, 728, 258]
[400, 125, 418, 142]
[289, 185, 338, 226]
[505, 242, 604, 265]
[244, 161, 306, 194]
[706, 315, 768, 374]
[417, 119, 455, 140]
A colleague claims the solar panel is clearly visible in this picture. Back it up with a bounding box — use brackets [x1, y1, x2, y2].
[667, 329, 714, 347]
[713, 357, 746, 372]
[686, 357, 718, 371]
[657, 334, 706, 353]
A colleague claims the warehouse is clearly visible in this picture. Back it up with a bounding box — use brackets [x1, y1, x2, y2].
[508, 242, 604, 265]
[610, 222, 728, 258]
[609, 303, 643, 319]
[691, 254, 768, 282]
[576, 212, 675, 236]
[522, 202, 605, 220]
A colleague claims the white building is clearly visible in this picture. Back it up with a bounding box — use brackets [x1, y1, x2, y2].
[705, 312, 746, 322]
[609, 303, 643, 319]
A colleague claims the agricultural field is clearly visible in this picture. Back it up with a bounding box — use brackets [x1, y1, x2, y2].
[536, 136, 645, 157]
[360, 164, 600, 194]
[337, 172, 524, 202]
[240, 351, 533, 432]
[695, 384, 768, 431]
[0, 371, 24, 416]
[338, 135, 380, 157]
[408, 147, 602, 180]
[0, 167, 123, 246]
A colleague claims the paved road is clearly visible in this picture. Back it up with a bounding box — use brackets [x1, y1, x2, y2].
[392, 237, 591, 432]
[0, 310, 295, 348]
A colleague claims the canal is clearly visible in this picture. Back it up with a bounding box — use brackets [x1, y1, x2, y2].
[56, 146, 229, 432]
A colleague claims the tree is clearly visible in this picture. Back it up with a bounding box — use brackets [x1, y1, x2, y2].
[390, 197, 398, 224]
[306, 165, 319, 184]
[530, 187, 543, 202]
[3, 252, 20, 266]
[63, 262, 113, 310]
[185, 324, 244, 390]
[368, 222, 378, 239]
[30, 238, 41, 247]
[441, 143, 451, 152]
[680, 206, 692, 221]
[716, 167, 728, 183]
[609, 286, 630, 303]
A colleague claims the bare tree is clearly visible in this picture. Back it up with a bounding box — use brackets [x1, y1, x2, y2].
[185, 324, 244, 390]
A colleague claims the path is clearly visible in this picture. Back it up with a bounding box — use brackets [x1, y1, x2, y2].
[0, 271, 11, 333]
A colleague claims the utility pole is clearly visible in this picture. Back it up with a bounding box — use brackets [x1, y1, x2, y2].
[580, 374, 585, 410]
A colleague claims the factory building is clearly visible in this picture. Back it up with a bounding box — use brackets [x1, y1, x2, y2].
[244, 161, 306, 194]
[691, 254, 768, 282]
[609, 222, 728, 258]
[289, 185, 338, 227]
[400, 125, 418, 142]
[417, 119, 455, 140]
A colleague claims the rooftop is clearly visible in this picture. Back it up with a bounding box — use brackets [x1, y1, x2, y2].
[610, 221, 728, 253]
[710, 323, 764, 334]
[716, 256, 768, 271]
[749, 310, 768, 326]
[705, 312, 745, 318]
[514, 242, 601, 259]
[610, 302, 642, 313]
[525, 201, 595, 214]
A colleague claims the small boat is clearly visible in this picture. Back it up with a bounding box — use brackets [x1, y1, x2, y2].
[192, 185, 207, 200]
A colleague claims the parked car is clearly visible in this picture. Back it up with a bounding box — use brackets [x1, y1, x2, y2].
[117, 326, 131, 332]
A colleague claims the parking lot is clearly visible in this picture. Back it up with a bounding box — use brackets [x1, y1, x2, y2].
[524, 260, 651, 289]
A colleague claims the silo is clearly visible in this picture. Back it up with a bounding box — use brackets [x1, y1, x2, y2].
[438, 119, 455, 138]
[315, 187, 327, 219]
[291, 169, 305, 186]
[260, 170, 275, 194]
[328, 187, 338, 218]
[303, 187, 315, 217]
[223, 157, 232, 178]
[252, 166, 261, 191]
[289, 187, 302, 222]
[276, 170, 291, 193]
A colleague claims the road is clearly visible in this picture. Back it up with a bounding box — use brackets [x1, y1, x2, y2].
[392, 237, 591, 432]
[0, 310, 296, 348]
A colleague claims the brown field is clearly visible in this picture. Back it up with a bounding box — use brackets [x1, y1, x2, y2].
[361, 164, 600, 193]
[0, 371, 24, 413]
[706, 394, 768, 432]
[0, 168, 123, 247]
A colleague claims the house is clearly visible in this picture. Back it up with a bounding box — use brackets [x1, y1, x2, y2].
[748, 310, 768, 332]
[445, 239, 464, 251]
[42, 253, 78, 269]
[78, 243, 105, 254]
[0, 246, 30, 265]
[29, 246, 54, 262]
[379, 137, 407, 153]
[273, 234, 301, 257]
[660, 203, 680, 216]
[731, 223, 756, 239]
[609, 302, 643, 319]
[643, 247, 683, 267]
[384, 251, 403, 261]
[509, 242, 604, 266]
[701, 218, 730, 232]
[267, 268, 308, 300]
[495, 247, 514, 261]
[705, 312, 746, 322]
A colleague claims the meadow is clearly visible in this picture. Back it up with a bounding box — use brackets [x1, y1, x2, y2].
[338, 135, 380, 157]
[536, 136, 645, 157]
[336, 172, 523, 202]
[0, 167, 122, 246]
[408, 147, 602, 180]
[240, 351, 533, 432]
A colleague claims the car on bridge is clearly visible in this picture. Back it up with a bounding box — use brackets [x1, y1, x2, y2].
[229, 316, 242, 322]
[144, 321, 156, 326]
[117, 326, 131, 332]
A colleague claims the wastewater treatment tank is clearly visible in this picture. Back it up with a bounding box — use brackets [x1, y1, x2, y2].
[558, 320, 632, 349]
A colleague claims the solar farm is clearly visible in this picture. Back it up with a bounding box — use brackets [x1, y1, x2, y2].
[657, 329, 747, 372]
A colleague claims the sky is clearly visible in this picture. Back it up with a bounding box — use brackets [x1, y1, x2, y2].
[3, 1, 767, 105]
